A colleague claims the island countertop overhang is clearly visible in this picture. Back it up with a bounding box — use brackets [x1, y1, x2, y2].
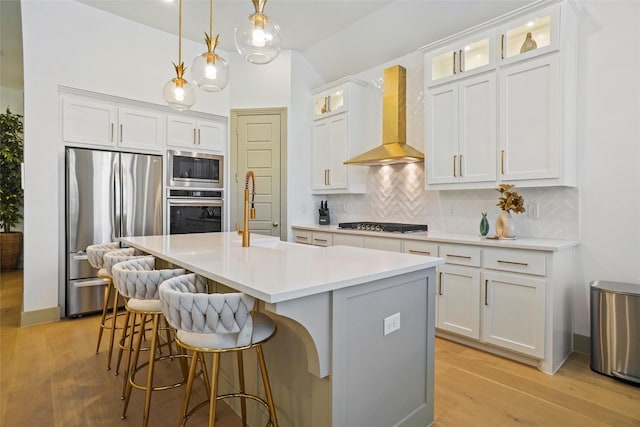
[120, 232, 444, 304]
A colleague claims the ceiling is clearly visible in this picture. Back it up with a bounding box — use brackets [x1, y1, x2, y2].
[1, 0, 536, 89]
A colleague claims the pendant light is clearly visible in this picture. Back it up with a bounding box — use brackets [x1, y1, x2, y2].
[191, 0, 229, 92]
[162, 0, 196, 111]
[234, 0, 282, 65]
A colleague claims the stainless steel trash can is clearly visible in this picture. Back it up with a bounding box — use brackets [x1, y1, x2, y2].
[590, 280, 640, 384]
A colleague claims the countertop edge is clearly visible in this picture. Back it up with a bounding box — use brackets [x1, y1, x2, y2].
[291, 225, 579, 251]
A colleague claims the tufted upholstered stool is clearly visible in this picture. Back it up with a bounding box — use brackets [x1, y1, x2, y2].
[159, 273, 279, 427]
[112, 257, 188, 427]
[86, 242, 125, 366]
[100, 248, 146, 371]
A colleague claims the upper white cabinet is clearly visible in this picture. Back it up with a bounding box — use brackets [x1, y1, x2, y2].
[62, 95, 163, 152]
[167, 114, 226, 154]
[498, 5, 560, 65]
[426, 72, 496, 187]
[311, 77, 367, 194]
[422, 0, 577, 189]
[425, 30, 496, 86]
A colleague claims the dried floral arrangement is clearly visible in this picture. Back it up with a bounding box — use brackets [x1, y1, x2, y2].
[496, 184, 526, 213]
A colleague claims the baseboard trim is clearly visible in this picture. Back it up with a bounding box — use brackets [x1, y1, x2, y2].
[573, 333, 590, 355]
[21, 306, 60, 326]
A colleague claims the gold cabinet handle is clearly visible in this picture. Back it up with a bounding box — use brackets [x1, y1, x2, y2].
[296, 235, 309, 241]
[452, 51, 457, 75]
[327, 96, 331, 112]
[459, 49, 463, 72]
[324, 169, 328, 185]
[459, 154, 463, 177]
[446, 254, 472, 259]
[497, 260, 529, 267]
[453, 155, 457, 177]
[314, 238, 328, 243]
[194, 128, 197, 145]
[409, 249, 431, 255]
[438, 272, 443, 295]
[111, 123, 114, 142]
[327, 169, 331, 185]
[501, 34, 505, 60]
[197, 128, 201, 145]
[119, 124, 123, 143]
[500, 150, 505, 175]
[485, 279, 489, 306]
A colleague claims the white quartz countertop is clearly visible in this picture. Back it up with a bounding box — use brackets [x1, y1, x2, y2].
[292, 225, 579, 251]
[121, 232, 444, 303]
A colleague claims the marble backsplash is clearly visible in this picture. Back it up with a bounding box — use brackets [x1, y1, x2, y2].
[326, 163, 579, 240]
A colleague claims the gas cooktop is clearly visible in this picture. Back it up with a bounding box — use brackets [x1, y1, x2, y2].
[338, 222, 428, 233]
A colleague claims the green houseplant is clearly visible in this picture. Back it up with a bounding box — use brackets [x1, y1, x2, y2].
[0, 107, 24, 271]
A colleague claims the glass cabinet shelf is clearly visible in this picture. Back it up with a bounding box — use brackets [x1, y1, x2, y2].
[500, 5, 559, 63]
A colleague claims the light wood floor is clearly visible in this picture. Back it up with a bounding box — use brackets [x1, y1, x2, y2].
[2, 270, 639, 426]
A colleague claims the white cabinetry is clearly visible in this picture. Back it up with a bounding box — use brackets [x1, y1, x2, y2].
[422, 1, 576, 189]
[62, 95, 163, 151]
[292, 229, 333, 247]
[311, 78, 367, 194]
[167, 114, 226, 154]
[426, 73, 496, 187]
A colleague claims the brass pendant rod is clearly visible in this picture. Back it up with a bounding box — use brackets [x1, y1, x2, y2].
[252, 0, 267, 14]
[209, 0, 213, 36]
[178, 0, 183, 64]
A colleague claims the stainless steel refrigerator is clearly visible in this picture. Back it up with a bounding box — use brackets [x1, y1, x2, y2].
[65, 147, 163, 317]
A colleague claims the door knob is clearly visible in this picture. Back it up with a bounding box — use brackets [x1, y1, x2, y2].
[272, 221, 279, 227]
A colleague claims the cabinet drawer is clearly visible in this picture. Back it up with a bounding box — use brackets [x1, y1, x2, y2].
[333, 233, 364, 248]
[440, 244, 481, 267]
[293, 230, 312, 245]
[484, 249, 546, 276]
[312, 232, 333, 247]
[404, 241, 438, 257]
[364, 236, 402, 253]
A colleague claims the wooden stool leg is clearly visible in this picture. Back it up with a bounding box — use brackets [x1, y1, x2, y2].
[95, 280, 112, 354]
[237, 352, 247, 427]
[208, 353, 221, 427]
[142, 314, 160, 427]
[257, 345, 278, 427]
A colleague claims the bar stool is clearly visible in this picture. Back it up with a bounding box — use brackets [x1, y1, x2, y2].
[112, 257, 188, 427]
[86, 242, 124, 366]
[159, 273, 279, 427]
[101, 248, 144, 370]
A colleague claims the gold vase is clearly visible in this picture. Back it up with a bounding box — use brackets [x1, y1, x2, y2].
[495, 211, 517, 239]
[520, 32, 538, 54]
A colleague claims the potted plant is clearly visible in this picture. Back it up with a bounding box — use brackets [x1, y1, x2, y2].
[0, 107, 24, 271]
[495, 183, 525, 239]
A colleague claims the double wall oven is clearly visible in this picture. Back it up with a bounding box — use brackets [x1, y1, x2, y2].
[166, 150, 224, 234]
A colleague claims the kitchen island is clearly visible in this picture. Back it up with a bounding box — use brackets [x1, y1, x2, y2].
[121, 232, 444, 427]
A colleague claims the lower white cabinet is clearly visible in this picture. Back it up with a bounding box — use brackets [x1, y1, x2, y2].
[482, 270, 546, 358]
[290, 226, 575, 374]
[438, 264, 481, 339]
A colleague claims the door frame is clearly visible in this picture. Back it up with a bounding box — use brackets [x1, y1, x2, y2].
[230, 107, 288, 241]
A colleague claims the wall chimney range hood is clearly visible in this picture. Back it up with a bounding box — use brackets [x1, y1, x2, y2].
[344, 65, 424, 166]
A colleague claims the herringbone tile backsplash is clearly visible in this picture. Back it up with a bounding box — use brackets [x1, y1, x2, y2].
[329, 163, 579, 240]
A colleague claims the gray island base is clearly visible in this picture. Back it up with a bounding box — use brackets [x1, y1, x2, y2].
[121, 232, 443, 427]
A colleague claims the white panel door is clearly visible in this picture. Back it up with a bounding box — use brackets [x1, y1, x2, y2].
[117, 107, 162, 151]
[327, 114, 348, 189]
[167, 114, 197, 149]
[426, 83, 458, 184]
[499, 55, 559, 181]
[459, 73, 496, 183]
[482, 270, 545, 358]
[437, 264, 480, 339]
[311, 120, 330, 190]
[62, 96, 117, 147]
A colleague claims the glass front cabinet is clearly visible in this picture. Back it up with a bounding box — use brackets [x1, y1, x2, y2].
[498, 4, 560, 64]
[425, 30, 495, 86]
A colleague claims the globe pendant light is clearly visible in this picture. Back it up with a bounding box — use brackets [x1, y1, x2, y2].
[191, 0, 229, 92]
[163, 0, 195, 111]
[234, 0, 282, 65]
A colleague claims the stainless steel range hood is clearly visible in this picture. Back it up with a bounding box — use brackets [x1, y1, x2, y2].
[344, 65, 424, 166]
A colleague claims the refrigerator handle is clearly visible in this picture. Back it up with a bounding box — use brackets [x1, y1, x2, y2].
[113, 160, 121, 239]
[120, 162, 127, 237]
